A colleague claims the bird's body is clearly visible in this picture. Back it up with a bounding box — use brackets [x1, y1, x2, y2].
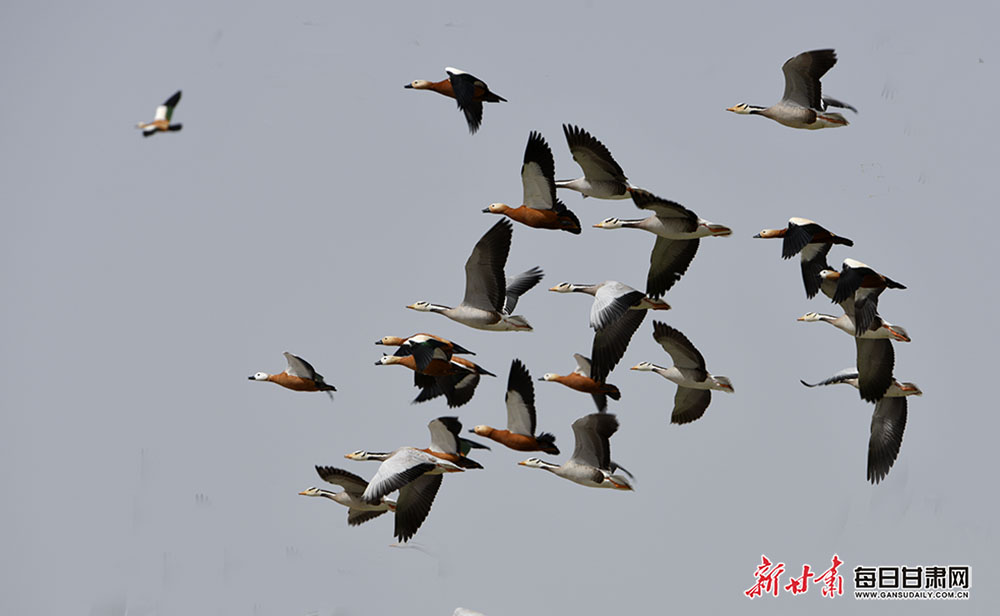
[632, 321, 733, 424]
[249, 352, 336, 397]
[800, 369, 921, 484]
[473, 359, 560, 455]
[299, 466, 395, 526]
[727, 49, 855, 130]
[421, 416, 486, 469]
[518, 413, 632, 490]
[485, 132, 580, 233]
[137, 90, 183, 137]
[345, 447, 464, 542]
[376, 354, 495, 408]
[754, 217, 853, 298]
[555, 124, 636, 199]
[540, 354, 621, 412]
[549, 280, 668, 384]
[405, 67, 506, 134]
[408, 221, 541, 332]
[824, 258, 906, 336]
[595, 189, 731, 298]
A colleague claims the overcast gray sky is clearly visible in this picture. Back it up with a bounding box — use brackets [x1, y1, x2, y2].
[2, 1, 997, 614]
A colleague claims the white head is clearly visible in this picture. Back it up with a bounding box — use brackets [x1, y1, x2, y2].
[407, 301, 433, 312]
[797, 312, 823, 322]
[375, 354, 404, 367]
[630, 362, 656, 372]
[518, 457, 547, 469]
[548, 282, 575, 293]
[726, 103, 755, 114]
[472, 425, 491, 436]
[818, 269, 839, 280]
[249, 372, 270, 381]
[298, 487, 324, 497]
[484, 203, 510, 214]
[539, 373, 559, 382]
[406, 79, 434, 90]
[344, 450, 370, 461]
[593, 217, 623, 229]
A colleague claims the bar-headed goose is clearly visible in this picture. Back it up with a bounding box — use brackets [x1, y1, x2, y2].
[299, 466, 395, 526]
[405, 67, 506, 134]
[754, 218, 853, 298]
[472, 359, 560, 454]
[549, 280, 669, 383]
[555, 124, 637, 199]
[631, 321, 733, 424]
[539, 353, 621, 412]
[518, 413, 633, 490]
[797, 312, 910, 343]
[801, 369, 921, 484]
[485, 132, 581, 233]
[594, 189, 731, 298]
[408, 220, 541, 331]
[726, 49, 856, 129]
[136, 90, 182, 137]
[249, 352, 336, 398]
[344, 447, 463, 542]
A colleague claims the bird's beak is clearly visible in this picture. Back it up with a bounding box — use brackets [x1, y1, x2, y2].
[537, 377, 546, 381]
[405, 303, 417, 310]
[547, 286, 559, 292]
[482, 208, 492, 213]
[374, 340, 383, 345]
[592, 223, 604, 228]
[298, 490, 309, 496]
[517, 460, 529, 466]
[726, 106, 739, 112]
[752, 233, 762, 238]
[374, 360, 382, 366]
[403, 83, 413, 89]
[247, 375, 255, 380]
[629, 365, 640, 370]
[796, 316, 806, 321]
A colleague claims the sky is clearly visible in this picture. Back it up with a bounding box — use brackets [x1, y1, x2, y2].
[1, 1, 998, 614]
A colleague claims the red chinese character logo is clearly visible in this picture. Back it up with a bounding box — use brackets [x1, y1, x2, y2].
[813, 554, 844, 598]
[745, 554, 785, 599]
[784, 564, 814, 595]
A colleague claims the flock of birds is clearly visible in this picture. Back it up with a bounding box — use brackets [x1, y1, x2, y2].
[142, 49, 919, 548]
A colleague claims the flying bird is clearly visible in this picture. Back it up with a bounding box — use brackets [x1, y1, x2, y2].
[484, 131, 581, 233]
[595, 189, 731, 298]
[539, 354, 621, 412]
[405, 67, 506, 134]
[556, 124, 637, 199]
[727, 49, 856, 129]
[375, 353, 495, 408]
[407, 220, 541, 331]
[136, 90, 183, 137]
[631, 321, 733, 424]
[345, 447, 464, 543]
[801, 369, 922, 484]
[299, 466, 395, 526]
[249, 352, 336, 398]
[518, 413, 633, 490]
[754, 218, 853, 298]
[472, 359, 560, 454]
[549, 280, 669, 383]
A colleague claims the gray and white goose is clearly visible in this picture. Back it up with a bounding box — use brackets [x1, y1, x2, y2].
[408, 219, 542, 331]
[549, 280, 669, 384]
[299, 466, 395, 526]
[631, 321, 733, 424]
[344, 447, 463, 543]
[727, 49, 856, 130]
[555, 124, 637, 199]
[801, 369, 922, 484]
[594, 189, 731, 298]
[518, 413, 633, 490]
